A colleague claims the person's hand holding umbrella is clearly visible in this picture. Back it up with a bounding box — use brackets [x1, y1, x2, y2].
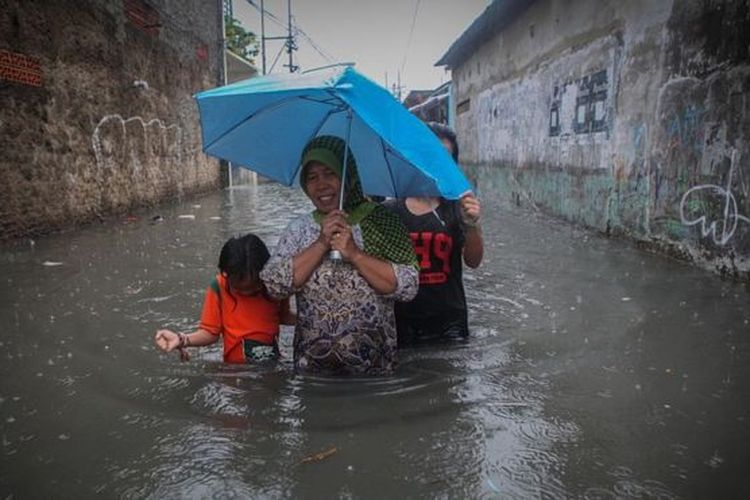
[327, 212, 357, 261]
[327, 217, 398, 295]
[459, 193, 481, 227]
[459, 193, 484, 269]
[318, 209, 349, 249]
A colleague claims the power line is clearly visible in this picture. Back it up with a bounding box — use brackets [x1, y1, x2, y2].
[399, 0, 421, 75]
[268, 41, 286, 72]
[244, 0, 286, 29]
[243, 0, 297, 72]
[292, 21, 335, 63]
[244, 0, 336, 71]
[287, 12, 336, 64]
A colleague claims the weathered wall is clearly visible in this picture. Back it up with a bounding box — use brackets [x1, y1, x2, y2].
[0, 0, 222, 239]
[453, 0, 750, 279]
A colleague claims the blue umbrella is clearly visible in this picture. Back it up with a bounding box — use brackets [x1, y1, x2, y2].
[194, 64, 472, 201]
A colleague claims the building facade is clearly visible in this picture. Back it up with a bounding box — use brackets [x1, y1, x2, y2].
[438, 0, 750, 279]
[1, 0, 224, 239]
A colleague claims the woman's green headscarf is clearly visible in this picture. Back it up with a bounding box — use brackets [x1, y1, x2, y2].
[301, 135, 417, 268]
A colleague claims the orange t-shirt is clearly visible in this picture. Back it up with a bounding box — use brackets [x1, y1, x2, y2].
[199, 274, 281, 364]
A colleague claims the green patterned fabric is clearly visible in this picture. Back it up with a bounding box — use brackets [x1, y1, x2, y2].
[302, 136, 417, 268]
[358, 205, 418, 268]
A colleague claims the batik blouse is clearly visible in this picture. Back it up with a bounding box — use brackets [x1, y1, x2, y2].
[261, 213, 418, 375]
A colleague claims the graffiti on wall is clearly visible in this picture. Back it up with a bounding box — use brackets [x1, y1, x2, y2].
[91, 114, 185, 207]
[549, 86, 562, 137]
[679, 151, 750, 246]
[549, 69, 608, 137]
[653, 103, 706, 205]
[653, 72, 750, 253]
[92, 114, 183, 168]
[665, 104, 704, 154]
[463, 34, 621, 168]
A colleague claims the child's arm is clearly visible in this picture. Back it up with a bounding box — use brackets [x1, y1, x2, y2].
[279, 298, 296, 325]
[155, 278, 224, 361]
[154, 328, 219, 360]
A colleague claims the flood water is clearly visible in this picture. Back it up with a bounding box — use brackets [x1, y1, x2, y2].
[1, 182, 749, 499]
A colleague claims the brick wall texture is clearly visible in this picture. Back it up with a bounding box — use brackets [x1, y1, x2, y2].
[0, 0, 223, 239]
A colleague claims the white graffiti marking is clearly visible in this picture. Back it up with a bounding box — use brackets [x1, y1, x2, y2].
[680, 151, 750, 245]
[91, 114, 182, 169]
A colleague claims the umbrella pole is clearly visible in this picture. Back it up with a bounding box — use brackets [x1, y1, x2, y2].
[338, 108, 353, 211]
[330, 107, 353, 261]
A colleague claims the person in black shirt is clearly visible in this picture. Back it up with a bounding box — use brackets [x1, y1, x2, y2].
[384, 122, 484, 345]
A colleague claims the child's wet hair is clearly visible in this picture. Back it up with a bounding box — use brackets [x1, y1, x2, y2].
[218, 233, 270, 284]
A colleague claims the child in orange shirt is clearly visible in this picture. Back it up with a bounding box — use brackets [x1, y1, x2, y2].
[154, 233, 294, 364]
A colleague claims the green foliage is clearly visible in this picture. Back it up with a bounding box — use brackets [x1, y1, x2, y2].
[225, 16, 259, 63]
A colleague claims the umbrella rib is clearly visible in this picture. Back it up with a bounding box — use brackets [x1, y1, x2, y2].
[204, 94, 313, 151]
[379, 137, 400, 199]
[323, 89, 349, 109]
[299, 95, 344, 108]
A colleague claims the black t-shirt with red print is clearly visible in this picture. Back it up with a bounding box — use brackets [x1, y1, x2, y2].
[384, 198, 468, 345]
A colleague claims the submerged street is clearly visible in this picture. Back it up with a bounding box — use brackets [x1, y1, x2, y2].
[1, 183, 748, 498]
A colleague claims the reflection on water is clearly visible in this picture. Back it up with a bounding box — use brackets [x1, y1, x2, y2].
[1, 183, 749, 498]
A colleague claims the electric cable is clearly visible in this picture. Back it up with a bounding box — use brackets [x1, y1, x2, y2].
[400, 0, 421, 75]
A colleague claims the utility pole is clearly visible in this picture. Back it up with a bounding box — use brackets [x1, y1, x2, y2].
[260, 0, 266, 74]
[220, 0, 229, 87]
[220, 0, 232, 188]
[388, 70, 404, 101]
[284, 0, 298, 72]
[390, 70, 404, 101]
[257, 0, 297, 73]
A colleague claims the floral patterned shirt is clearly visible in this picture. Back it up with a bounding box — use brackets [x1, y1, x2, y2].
[261, 214, 418, 375]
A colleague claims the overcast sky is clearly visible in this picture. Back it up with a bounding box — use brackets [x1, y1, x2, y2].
[231, 0, 490, 94]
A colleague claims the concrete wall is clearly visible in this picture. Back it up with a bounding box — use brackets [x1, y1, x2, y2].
[453, 0, 750, 280]
[0, 0, 223, 239]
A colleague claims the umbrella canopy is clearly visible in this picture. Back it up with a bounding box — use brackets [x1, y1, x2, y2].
[194, 65, 472, 200]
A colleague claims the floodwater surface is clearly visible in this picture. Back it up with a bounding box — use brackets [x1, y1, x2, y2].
[1, 183, 749, 498]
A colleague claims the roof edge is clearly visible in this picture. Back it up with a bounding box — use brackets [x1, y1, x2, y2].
[436, 0, 537, 69]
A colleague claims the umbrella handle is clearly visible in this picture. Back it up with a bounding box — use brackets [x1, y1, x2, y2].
[329, 250, 343, 261]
